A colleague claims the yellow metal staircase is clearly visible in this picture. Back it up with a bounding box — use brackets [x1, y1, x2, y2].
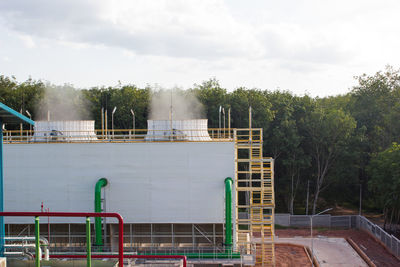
[234, 128, 275, 266]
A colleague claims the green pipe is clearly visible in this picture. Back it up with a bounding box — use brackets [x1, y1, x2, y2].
[35, 216, 40, 267]
[86, 217, 91, 267]
[225, 177, 233, 250]
[94, 178, 108, 246]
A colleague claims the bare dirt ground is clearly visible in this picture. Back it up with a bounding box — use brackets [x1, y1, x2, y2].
[275, 243, 312, 267]
[276, 228, 400, 267]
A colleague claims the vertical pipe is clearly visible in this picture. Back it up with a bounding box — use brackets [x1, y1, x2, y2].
[35, 216, 40, 267]
[249, 106, 252, 129]
[101, 107, 104, 138]
[130, 224, 132, 248]
[224, 177, 233, 251]
[219, 106, 221, 138]
[170, 91, 173, 140]
[223, 108, 225, 138]
[86, 217, 91, 267]
[47, 208, 50, 244]
[95, 178, 108, 246]
[111, 113, 114, 139]
[103, 187, 107, 249]
[105, 110, 108, 139]
[228, 108, 231, 139]
[249, 106, 252, 142]
[0, 120, 3, 257]
[118, 216, 124, 267]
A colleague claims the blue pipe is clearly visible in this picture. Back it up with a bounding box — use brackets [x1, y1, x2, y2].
[0, 119, 4, 256]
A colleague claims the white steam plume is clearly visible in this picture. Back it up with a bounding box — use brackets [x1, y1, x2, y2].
[149, 88, 204, 120]
[35, 84, 91, 121]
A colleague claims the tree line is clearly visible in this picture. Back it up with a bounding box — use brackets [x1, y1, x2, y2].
[1, 67, 400, 230]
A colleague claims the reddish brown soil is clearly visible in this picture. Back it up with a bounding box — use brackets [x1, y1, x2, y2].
[276, 229, 400, 267]
[275, 243, 311, 267]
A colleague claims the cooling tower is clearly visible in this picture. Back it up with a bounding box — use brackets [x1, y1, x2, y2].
[33, 120, 98, 141]
[146, 119, 211, 141]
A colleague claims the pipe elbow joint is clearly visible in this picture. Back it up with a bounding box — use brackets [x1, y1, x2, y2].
[224, 177, 233, 184]
[95, 178, 108, 191]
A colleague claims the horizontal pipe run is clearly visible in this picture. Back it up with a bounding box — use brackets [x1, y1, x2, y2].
[5, 236, 49, 244]
[50, 254, 187, 267]
[5, 236, 49, 260]
[51, 252, 240, 259]
[0, 212, 124, 267]
[141, 252, 241, 259]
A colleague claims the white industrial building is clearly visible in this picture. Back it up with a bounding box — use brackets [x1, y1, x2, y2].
[2, 119, 275, 266]
[5, 142, 234, 224]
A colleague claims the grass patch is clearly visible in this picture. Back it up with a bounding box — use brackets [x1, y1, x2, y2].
[315, 227, 330, 232]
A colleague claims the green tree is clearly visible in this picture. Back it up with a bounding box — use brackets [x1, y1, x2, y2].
[304, 106, 356, 214]
[351, 66, 400, 152]
[368, 142, 400, 231]
[192, 78, 227, 128]
[264, 92, 311, 213]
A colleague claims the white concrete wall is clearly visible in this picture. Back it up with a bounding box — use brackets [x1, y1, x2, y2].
[3, 142, 235, 224]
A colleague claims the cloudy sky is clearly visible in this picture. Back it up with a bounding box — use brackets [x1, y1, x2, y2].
[0, 0, 399, 96]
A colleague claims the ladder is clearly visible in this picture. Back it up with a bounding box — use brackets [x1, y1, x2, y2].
[234, 128, 275, 266]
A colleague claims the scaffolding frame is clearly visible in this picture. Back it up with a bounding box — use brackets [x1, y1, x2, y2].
[234, 128, 275, 266]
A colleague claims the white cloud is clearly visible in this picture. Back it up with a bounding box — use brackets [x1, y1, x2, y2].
[17, 34, 35, 48]
[1, 0, 400, 96]
[0, 0, 263, 60]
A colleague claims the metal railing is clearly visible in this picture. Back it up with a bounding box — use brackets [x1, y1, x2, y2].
[274, 213, 357, 228]
[275, 213, 400, 260]
[358, 215, 400, 259]
[2, 128, 240, 144]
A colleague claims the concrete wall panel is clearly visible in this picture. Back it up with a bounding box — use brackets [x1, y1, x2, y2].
[3, 142, 235, 224]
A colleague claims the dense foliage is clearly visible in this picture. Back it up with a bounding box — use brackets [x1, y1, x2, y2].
[368, 142, 400, 230]
[1, 67, 400, 228]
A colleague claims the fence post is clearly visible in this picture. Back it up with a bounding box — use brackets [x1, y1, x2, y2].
[391, 235, 393, 253]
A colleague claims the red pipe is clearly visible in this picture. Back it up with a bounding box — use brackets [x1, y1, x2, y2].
[0, 212, 187, 267]
[50, 254, 187, 267]
[0, 212, 124, 267]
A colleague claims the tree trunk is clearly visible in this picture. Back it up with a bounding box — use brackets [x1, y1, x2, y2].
[289, 196, 294, 215]
[383, 207, 387, 230]
[312, 185, 320, 215]
[389, 208, 394, 232]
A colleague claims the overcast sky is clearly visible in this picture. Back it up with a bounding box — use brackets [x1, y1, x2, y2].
[0, 0, 399, 96]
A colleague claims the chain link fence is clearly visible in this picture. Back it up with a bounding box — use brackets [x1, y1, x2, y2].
[275, 213, 400, 259]
[358, 215, 400, 259]
[275, 214, 356, 228]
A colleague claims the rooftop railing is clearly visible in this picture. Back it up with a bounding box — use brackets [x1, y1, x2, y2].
[2, 128, 260, 144]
